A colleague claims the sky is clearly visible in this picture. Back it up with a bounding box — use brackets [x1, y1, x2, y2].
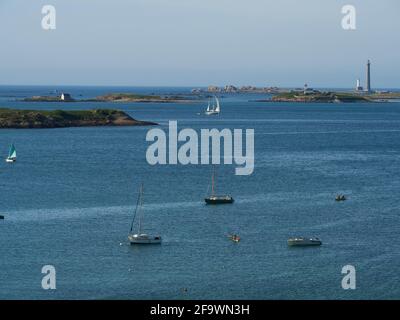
[0, 0, 399, 87]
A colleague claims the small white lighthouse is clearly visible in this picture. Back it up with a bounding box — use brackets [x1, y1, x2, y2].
[356, 79, 363, 91]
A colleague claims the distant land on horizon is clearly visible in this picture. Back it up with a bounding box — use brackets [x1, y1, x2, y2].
[1, 84, 400, 91]
[16, 85, 400, 105]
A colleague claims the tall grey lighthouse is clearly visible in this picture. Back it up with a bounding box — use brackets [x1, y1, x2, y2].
[366, 60, 371, 93]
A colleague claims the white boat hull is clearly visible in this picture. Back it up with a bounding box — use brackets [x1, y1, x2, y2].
[5, 158, 16, 163]
[128, 234, 162, 245]
[205, 111, 220, 115]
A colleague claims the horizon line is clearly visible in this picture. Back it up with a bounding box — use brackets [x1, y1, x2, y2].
[0, 84, 399, 90]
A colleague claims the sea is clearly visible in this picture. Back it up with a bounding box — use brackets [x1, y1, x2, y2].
[0, 85, 399, 299]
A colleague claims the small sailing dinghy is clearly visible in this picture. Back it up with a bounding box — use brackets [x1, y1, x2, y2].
[335, 194, 347, 201]
[204, 167, 234, 204]
[128, 184, 162, 245]
[5, 144, 17, 163]
[228, 234, 240, 242]
[205, 96, 221, 115]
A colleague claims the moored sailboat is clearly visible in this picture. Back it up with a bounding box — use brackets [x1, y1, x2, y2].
[204, 167, 234, 204]
[5, 144, 17, 163]
[128, 184, 162, 245]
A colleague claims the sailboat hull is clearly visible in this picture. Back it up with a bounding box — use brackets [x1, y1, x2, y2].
[205, 196, 234, 204]
[205, 111, 220, 115]
[287, 238, 322, 247]
[128, 234, 162, 245]
[5, 158, 16, 163]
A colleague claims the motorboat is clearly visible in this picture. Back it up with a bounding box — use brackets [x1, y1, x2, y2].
[287, 237, 322, 247]
[335, 195, 347, 201]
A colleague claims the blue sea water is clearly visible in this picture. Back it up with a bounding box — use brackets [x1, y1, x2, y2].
[0, 86, 399, 299]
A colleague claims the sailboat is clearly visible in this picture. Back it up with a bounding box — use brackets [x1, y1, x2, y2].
[128, 184, 162, 245]
[5, 144, 17, 163]
[228, 234, 240, 242]
[287, 237, 322, 247]
[205, 96, 221, 115]
[204, 167, 234, 204]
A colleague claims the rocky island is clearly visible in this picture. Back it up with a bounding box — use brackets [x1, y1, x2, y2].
[24, 92, 75, 102]
[269, 91, 371, 103]
[89, 93, 193, 103]
[23, 93, 195, 103]
[267, 90, 400, 103]
[0, 108, 157, 129]
[192, 85, 282, 94]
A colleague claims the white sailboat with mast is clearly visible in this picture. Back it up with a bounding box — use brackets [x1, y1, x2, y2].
[128, 184, 162, 245]
[205, 96, 221, 115]
[5, 144, 17, 163]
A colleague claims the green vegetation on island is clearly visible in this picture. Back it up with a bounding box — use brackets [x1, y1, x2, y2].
[94, 93, 162, 101]
[89, 93, 192, 103]
[268, 90, 400, 103]
[0, 108, 157, 129]
[365, 92, 400, 100]
[271, 91, 371, 103]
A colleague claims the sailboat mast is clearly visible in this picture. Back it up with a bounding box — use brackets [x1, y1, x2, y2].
[211, 166, 215, 196]
[138, 184, 144, 234]
[130, 184, 142, 233]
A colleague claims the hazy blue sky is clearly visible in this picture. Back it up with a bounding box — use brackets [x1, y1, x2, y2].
[0, 0, 398, 87]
